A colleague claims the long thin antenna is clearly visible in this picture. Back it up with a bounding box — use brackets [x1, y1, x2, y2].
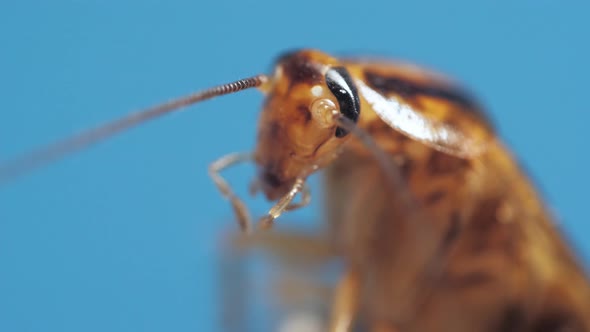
[0, 74, 268, 184]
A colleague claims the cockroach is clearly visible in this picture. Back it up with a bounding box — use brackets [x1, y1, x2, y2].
[2, 49, 589, 331]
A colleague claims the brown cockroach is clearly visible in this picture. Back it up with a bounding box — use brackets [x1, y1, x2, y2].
[2, 49, 589, 331]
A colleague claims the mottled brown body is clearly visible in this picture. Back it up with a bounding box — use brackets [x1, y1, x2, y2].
[326, 132, 590, 331]
[327, 63, 590, 331]
[251, 50, 590, 331]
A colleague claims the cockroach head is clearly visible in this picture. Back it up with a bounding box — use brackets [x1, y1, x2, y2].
[254, 49, 361, 200]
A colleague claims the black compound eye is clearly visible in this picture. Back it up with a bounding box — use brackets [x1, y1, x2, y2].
[325, 67, 360, 138]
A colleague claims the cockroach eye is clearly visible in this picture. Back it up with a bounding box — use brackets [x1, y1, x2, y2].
[325, 66, 360, 138]
[310, 98, 338, 128]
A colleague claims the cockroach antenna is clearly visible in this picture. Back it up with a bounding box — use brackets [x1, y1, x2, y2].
[0, 74, 268, 184]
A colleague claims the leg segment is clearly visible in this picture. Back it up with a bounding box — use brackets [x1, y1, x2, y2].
[257, 178, 310, 230]
[210, 153, 312, 233]
[209, 152, 253, 233]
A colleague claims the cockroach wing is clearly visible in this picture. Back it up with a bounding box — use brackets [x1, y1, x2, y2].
[352, 63, 494, 158]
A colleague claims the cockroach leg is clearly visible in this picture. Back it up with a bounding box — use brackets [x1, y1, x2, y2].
[257, 178, 307, 230]
[211, 152, 311, 232]
[209, 152, 253, 233]
[285, 181, 311, 212]
[329, 268, 359, 332]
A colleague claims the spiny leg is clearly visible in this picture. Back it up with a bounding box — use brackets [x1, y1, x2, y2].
[257, 178, 311, 230]
[285, 181, 311, 212]
[211, 153, 313, 232]
[209, 152, 253, 233]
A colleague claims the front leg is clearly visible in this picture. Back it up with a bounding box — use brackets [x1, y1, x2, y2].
[209, 152, 254, 233]
[209, 153, 312, 233]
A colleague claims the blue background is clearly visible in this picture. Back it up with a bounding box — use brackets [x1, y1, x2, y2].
[1, 1, 588, 331]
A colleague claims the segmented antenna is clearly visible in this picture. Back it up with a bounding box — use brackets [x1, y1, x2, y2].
[0, 74, 268, 184]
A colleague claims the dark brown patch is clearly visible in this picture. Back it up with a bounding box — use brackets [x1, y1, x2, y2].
[260, 169, 282, 189]
[296, 104, 312, 123]
[395, 155, 414, 178]
[440, 212, 462, 251]
[464, 198, 500, 257]
[427, 151, 470, 176]
[268, 121, 281, 140]
[428, 212, 461, 286]
[530, 311, 580, 332]
[364, 70, 481, 111]
[278, 52, 323, 86]
[494, 304, 526, 332]
[424, 190, 446, 205]
[470, 197, 502, 232]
